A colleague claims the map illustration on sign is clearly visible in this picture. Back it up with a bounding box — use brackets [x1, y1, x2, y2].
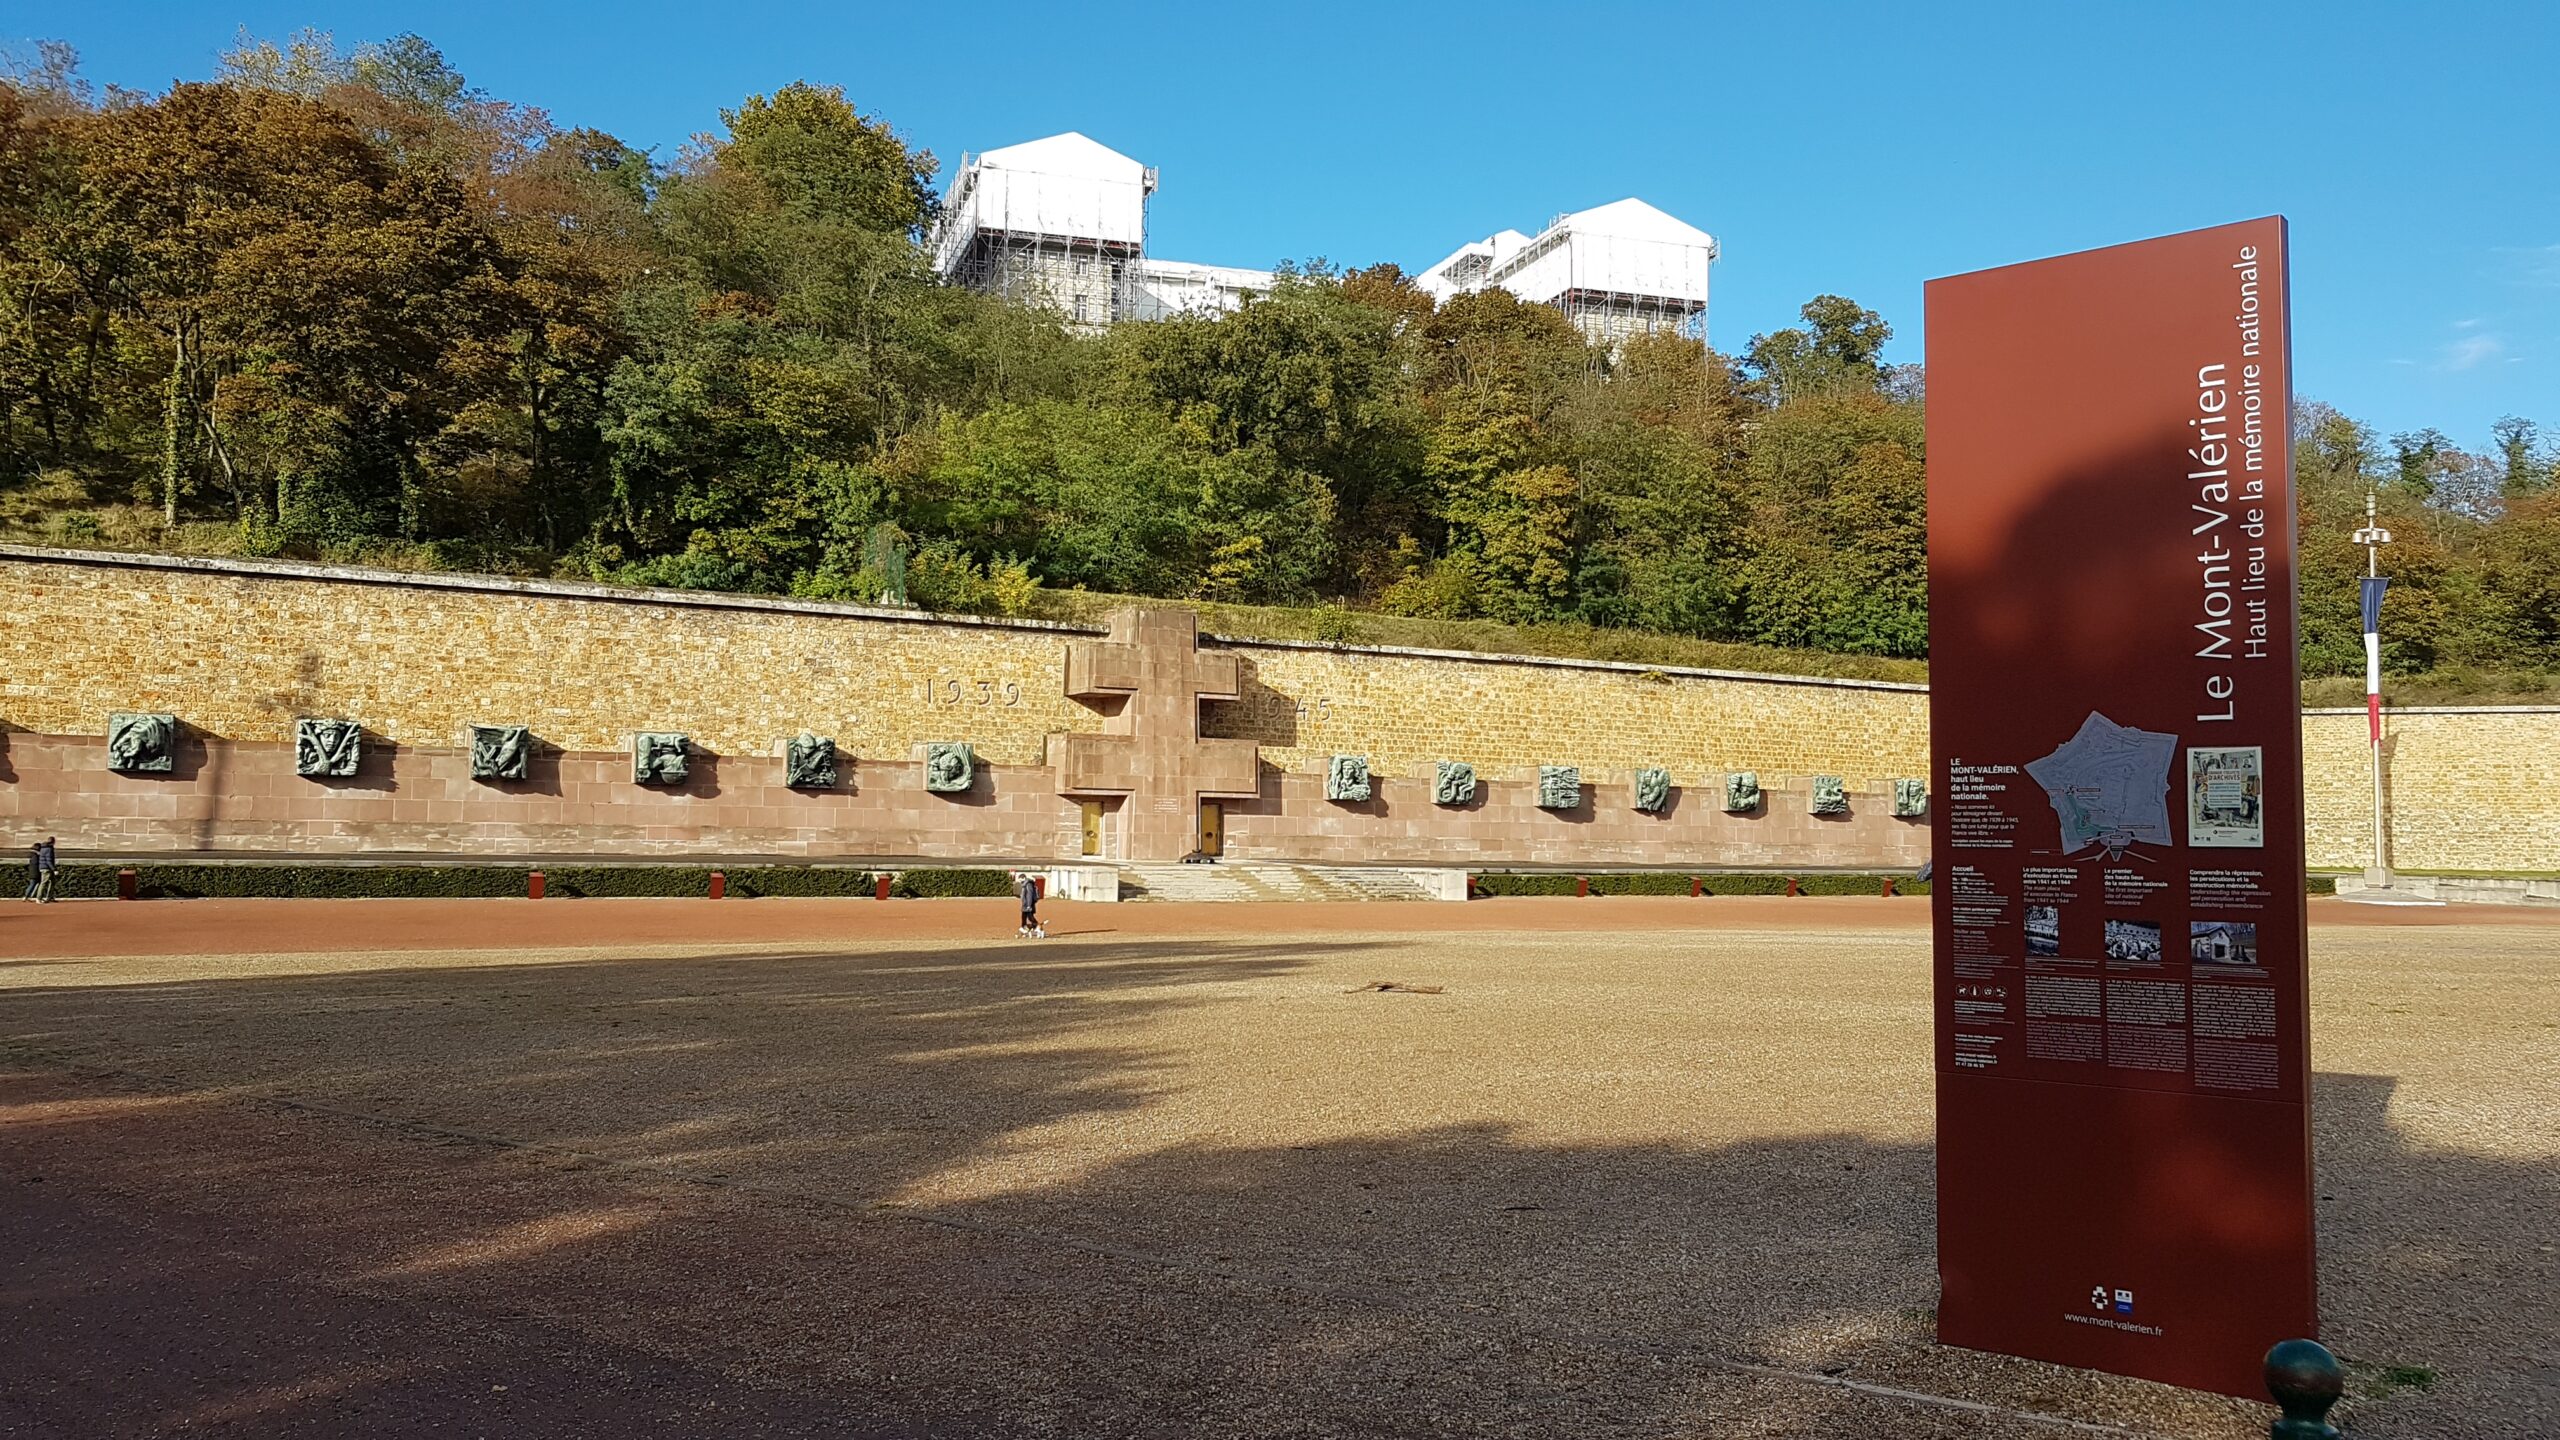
[2022, 711, 2178, 858]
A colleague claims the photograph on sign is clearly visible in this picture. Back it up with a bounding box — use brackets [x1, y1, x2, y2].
[2024, 904, 2061, 956]
[2102, 919, 2163, 966]
[2189, 920, 2261, 968]
[2185, 745, 2265, 848]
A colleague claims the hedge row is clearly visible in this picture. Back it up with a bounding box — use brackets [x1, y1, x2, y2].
[53, 864, 526, 900]
[50, 863, 1015, 900]
[1472, 873, 1581, 897]
[888, 868, 1017, 898]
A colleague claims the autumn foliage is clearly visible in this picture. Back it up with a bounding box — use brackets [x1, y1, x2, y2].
[1, 34, 2552, 674]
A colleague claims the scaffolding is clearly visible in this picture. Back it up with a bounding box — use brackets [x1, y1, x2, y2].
[930, 133, 1159, 330]
[1556, 290, 1708, 346]
[1125, 258, 1277, 322]
[943, 232, 1141, 330]
[1417, 199, 1717, 346]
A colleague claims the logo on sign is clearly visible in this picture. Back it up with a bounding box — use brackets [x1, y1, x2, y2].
[2114, 1289, 2135, 1316]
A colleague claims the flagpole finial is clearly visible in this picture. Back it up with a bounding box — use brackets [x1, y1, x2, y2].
[2351, 484, 2392, 555]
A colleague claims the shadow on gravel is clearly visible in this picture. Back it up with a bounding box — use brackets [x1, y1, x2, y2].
[0, 940, 1334, 1210]
[0, 947, 2543, 1439]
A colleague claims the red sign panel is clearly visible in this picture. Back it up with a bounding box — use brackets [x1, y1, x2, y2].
[1924, 218, 2314, 1398]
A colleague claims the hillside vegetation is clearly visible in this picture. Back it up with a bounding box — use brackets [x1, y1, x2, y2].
[1, 32, 2555, 702]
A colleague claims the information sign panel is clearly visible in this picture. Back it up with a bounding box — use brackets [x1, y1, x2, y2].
[1925, 218, 2313, 1397]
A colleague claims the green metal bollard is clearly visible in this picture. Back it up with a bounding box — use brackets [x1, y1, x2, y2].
[2265, 1339, 2343, 1439]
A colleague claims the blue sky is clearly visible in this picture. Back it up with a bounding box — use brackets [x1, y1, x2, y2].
[26, 1, 2560, 449]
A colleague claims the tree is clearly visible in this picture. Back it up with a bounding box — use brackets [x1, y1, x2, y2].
[2493, 415, 2549, 497]
[0, 78, 104, 472]
[2480, 492, 2560, 667]
[1336, 262, 1436, 327]
[1385, 289, 1592, 620]
[1743, 294, 1891, 404]
[1728, 391, 1928, 656]
[22, 29, 2559, 682]
[2388, 427, 2451, 499]
[914, 398, 1331, 602]
[213, 26, 351, 97]
[2293, 400, 2380, 495]
[718, 82, 933, 234]
[1108, 269, 1422, 586]
[0, 39, 94, 116]
[597, 288, 872, 588]
[346, 33, 475, 113]
[1561, 332, 1748, 633]
[80, 82, 513, 532]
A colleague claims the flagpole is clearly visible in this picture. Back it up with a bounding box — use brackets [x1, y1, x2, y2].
[2352, 488, 2393, 886]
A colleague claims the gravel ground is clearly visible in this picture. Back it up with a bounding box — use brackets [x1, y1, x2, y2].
[0, 917, 2550, 1438]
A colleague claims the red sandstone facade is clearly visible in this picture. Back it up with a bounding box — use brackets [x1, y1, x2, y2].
[0, 731, 1926, 871]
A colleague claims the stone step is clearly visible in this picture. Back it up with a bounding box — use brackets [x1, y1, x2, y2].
[1117, 865, 1260, 903]
[1117, 863, 1442, 903]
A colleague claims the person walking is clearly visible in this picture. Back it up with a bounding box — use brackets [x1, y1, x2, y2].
[30, 836, 59, 903]
[1015, 871, 1046, 939]
[19, 841, 38, 902]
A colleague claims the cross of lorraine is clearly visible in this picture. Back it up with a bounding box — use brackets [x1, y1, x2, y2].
[1047, 608, 1259, 862]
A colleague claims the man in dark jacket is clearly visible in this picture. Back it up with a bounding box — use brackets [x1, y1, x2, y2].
[1015, 872, 1046, 939]
[30, 837, 59, 903]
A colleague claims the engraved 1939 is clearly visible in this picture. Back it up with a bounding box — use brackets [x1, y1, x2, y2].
[923, 678, 1024, 707]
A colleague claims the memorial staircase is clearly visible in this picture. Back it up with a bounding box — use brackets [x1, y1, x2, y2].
[1116, 862, 1439, 903]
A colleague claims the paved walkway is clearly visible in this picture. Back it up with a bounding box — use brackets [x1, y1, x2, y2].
[0, 892, 2527, 960]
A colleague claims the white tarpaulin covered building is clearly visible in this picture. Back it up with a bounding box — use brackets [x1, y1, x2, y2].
[931, 133, 1716, 342]
[931, 132, 1275, 331]
[930, 132, 1165, 329]
[1415, 199, 1719, 344]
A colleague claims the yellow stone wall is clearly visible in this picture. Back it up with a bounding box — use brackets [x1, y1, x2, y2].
[2303, 709, 2559, 874]
[0, 551, 1928, 786]
[0, 554, 1088, 764]
[2, 550, 2545, 873]
[1205, 644, 1927, 782]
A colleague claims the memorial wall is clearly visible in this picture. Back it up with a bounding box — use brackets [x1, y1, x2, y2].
[0, 546, 2544, 874]
[0, 548, 1929, 869]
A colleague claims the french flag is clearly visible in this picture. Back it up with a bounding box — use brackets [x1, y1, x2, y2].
[2362, 576, 2389, 743]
